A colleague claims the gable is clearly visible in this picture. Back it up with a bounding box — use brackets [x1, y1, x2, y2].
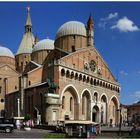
[59, 47, 117, 83]
[0, 64, 19, 77]
[23, 61, 41, 74]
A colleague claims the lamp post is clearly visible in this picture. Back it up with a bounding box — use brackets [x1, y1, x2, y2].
[17, 98, 20, 117]
[16, 98, 21, 130]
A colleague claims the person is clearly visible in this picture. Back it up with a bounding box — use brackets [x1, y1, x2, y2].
[96, 124, 101, 134]
[16, 120, 21, 130]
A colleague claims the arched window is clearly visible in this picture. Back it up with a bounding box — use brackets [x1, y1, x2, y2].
[83, 75, 86, 82]
[90, 78, 93, 85]
[87, 77, 89, 83]
[75, 73, 78, 80]
[100, 81, 102, 87]
[66, 70, 70, 78]
[113, 106, 115, 117]
[62, 96, 65, 109]
[79, 74, 82, 81]
[61, 69, 65, 76]
[93, 79, 96, 85]
[94, 92, 98, 102]
[71, 71, 74, 79]
[70, 97, 73, 111]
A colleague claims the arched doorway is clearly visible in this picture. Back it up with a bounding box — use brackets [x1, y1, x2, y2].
[82, 90, 91, 120]
[92, 105, 99, 122]
[61, 85, 80, 120]
[101, 94, 108, 124]
[109, 96, 119, 126]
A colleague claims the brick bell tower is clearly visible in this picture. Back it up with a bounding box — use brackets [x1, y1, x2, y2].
[15, 7, 35, 73]
[87, 14, 94, 47]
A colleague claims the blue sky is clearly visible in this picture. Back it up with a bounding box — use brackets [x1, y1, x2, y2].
[0, 2, 140, 105]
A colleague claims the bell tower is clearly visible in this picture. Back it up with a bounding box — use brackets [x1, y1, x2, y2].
[15, 7, 35, 73]
[87, 14, 94, 47]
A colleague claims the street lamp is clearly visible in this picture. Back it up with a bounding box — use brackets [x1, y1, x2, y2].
[17, 98, 20, 117]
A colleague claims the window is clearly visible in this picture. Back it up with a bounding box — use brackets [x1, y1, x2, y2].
[1, 98, 4, 103]
[62, 96, 65, 109]
[113, 106, 115, 117]
[70, 97, 73, 111]
[21, 62, 23, 66]
[61, 69, 65, 76]
[73, 35, 75, 40]
[72, 46, 75, 52]
[94, 93, 98, 102]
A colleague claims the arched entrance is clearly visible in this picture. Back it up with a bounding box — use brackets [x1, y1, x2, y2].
[81, 90, 91, 120]
[92, 105, 99, 122]
[61, 85, 80, 120]
[109, 96, 119, 126]
[101, 94, 108, 124]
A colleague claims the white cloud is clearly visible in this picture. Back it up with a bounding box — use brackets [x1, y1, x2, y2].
[100, 12, 118, 21]
[134, 91, 140, 97]
[111, 17, 139, 32]
[119, 70, 128, 76]
[99, 12, 118, 29]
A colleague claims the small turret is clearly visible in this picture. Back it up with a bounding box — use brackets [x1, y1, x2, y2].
[87, 14, 94, 47]
[34, 34, 39, 45]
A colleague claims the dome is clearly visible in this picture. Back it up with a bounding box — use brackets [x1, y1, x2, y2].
[32, 39, 54, 52]
[56, 21, 87, 39]
[0, 45, 14, 58]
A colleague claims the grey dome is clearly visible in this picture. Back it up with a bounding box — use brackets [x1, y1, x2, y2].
[0, 45, 14, 58]
[32, 39, 54, 52]
[56, 21, 87, 39]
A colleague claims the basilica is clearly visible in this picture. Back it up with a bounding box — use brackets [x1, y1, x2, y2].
[0, 7, 120, 126]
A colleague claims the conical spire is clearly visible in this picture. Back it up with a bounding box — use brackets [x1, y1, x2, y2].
[25, 7, 32, 33]
[16, 7, 35, 55]
[26, 7, 32, 26]
[87, 14, 94, 26]
[87, 14, 94, 47]
[34, 34, 39, 45]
